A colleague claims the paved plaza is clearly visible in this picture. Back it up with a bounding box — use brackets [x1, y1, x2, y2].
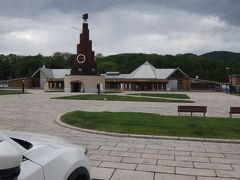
[0, 90, 240, 180]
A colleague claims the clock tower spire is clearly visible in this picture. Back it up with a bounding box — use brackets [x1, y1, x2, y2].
[71, 13, 97, 75]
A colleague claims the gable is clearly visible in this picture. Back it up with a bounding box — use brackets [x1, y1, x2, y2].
[31, 69, 40, 78]
[168, 69, 189, 79]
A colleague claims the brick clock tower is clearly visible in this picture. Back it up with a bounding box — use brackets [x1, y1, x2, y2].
[71, 13, 97, 75]
[64, 13, 105, 92]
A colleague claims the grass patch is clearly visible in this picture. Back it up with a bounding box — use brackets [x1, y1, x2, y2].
[53, 94, 193, 103]
[62, 111, 240, 139]
[0, 90, 26, 95]
[127, 93, 190, 99]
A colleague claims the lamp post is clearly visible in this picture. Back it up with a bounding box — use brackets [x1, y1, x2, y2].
[226, 67, 234, 94]
[225, 67, 232, 86]
[22, 80, 25, 94]
[97, 81, 100, 95]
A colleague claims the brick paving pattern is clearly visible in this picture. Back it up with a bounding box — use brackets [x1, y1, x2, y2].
[0, 90, 240, 180]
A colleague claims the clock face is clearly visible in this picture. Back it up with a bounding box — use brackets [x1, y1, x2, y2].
[76, 54, 86, 64]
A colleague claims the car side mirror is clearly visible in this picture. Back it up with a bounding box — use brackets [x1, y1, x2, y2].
[0, 141, 22, 180]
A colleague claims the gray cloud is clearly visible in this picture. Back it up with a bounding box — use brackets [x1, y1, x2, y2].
[0, 0, 239, 55]
[1, 0, 240, 26]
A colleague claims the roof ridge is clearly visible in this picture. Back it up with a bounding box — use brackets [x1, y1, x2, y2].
[144, 61, 150, 65]
[127, 61, 158, 79]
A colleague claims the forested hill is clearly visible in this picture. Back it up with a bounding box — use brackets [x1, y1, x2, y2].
[201, 51, 240, 66]
[97, 52, 240, 82]
[0, 51, 239, 82]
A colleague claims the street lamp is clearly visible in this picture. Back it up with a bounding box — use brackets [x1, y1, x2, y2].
[22, 80, 25, 93]
[97, 81, 100, 95]
[225, 67, 232, 86]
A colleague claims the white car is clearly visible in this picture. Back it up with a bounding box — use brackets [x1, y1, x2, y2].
[0, 131, 91, 180]
[0, 83, 8, 88]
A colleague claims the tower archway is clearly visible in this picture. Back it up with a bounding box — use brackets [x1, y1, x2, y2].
[71, 80, 82, 92]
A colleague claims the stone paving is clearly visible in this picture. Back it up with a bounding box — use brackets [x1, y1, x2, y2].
[0, 90, 240, 180]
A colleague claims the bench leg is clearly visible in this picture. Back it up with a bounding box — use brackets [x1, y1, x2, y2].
[191, 112, 192, 116]
[229, 113, 232, 119]
[203, 113, 205, 117]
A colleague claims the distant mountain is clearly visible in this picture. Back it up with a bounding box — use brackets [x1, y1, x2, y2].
[201, 51, 240, 66]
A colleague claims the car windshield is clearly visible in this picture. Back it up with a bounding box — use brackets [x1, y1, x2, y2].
[10, 138, 32, 150]
[0, 133, 26, 153]
[0, 177, 18, 180]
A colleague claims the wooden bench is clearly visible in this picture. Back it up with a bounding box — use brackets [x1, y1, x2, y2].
[178, 106, 207, 117]
[229, 107, 240, 118]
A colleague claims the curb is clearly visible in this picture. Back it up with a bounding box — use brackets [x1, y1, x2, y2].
[55, 113, 240, 144]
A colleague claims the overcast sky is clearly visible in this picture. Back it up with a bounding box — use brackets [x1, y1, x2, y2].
[0, 0, 240, 56]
